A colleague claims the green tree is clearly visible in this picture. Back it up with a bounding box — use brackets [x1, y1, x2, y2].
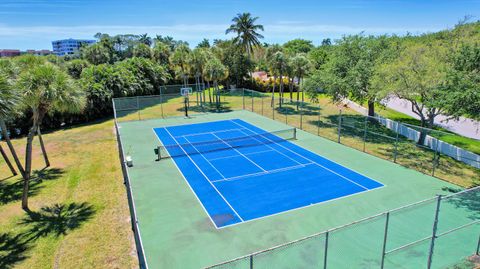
[133, 43, 153, 59]
[153, 41, 171, 66]
[204, 57, 228, 110]
[0, 73, 23, 176]
[138, 33, 152, 46]
[283, 39, 314, 54]
[265, 45, 282, 106]
[291, 54, 311, 104]
[81, 39, 115, 65]
[190, 48, 209, 103]
[320, 35, 392, 116]
[225, 12, 264, 58]
[170, 44, 192, 86]
[18, 63, 86, 210]
[65, 59, 89, 79]
[197, 38, 211, 48]
[377, 43, 447, 144]
[442, 43, 480, 120]
[270, 51, 289, 107]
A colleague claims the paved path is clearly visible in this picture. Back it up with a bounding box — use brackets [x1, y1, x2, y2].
[382, 97, 480, 140]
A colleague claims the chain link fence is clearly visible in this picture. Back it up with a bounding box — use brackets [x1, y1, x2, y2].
[112, 86, 480, 269]
[205, 187, 480, 269]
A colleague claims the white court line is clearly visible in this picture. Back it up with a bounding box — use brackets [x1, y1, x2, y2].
[163, 128, 245, 222]
[151, 128, 221, 229]
[174, 127, 248, 139]
[231, 120, 306, 166]
[211, 163, 315, 183]
[182, 136, 227, 179]
[208, 149, 275, 161]
[230, 120, 370, 191]
[209, 132, 268, 172]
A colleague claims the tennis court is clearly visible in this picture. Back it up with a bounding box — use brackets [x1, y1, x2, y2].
[154, 119, 384, 228]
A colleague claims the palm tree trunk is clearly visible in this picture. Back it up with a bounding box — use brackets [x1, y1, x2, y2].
[37, 127, 50, 167]
[22, 123, 38, 211]
[279, 74, 284, 108]
[207, 81, 212, 105]
[0, 143, 17, 176]
[289, 78, 293, 101]
[0, 119, 25, 178]
[271, 76, 276, 107]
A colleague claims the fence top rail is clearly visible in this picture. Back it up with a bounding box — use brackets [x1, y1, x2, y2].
[114, 121, 149, 269]
[204, 185, 480, 268]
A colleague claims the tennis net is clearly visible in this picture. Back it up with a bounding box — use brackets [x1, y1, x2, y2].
[155, 128, 296, 160]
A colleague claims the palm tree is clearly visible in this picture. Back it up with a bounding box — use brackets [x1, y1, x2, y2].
[18, 63, 86, 211]
[204, 57, 228, 111]
[170, 44, 192, 87]
[0, 73, 22, 176]
[265, 45, 282, 107]
[226, 13, 264, 57]
[271, 51, 288, 108]
[291, 54, 311, 106]
[138, 33, 152, 46]
[190, 48, 209, 106]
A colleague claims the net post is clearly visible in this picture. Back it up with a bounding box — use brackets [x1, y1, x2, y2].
[249, 254, 254, 269]
[393, 122, 399, 163]
[337, 109, 342, 143]
[427, 195, 442, 269]
[363, 116, 368, 152]
[323, 231, 329, 269]
[380, 212, 390, 269]
[155, 146, 161, 161]
[293, 128, 297, 140]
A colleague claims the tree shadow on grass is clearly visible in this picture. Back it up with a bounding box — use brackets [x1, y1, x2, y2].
[0, 168, 64, 205]
[20, 202, 95, 242]
[0, 233, 30, 269]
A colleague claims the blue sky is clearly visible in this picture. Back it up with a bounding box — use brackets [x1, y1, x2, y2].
[0, 0, 479, 50]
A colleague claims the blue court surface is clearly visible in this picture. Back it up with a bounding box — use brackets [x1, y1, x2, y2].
[153, 119, 384, 228]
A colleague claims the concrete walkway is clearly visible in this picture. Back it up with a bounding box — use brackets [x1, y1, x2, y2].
[382, 96, 480, 140]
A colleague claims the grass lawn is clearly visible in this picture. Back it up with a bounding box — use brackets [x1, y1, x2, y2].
[374, 105, 480, 155]
[0, 119, 137, 269]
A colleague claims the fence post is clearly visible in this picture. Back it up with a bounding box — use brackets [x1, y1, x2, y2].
[380, 212, 390, 269]
[323, 231, 329, 269]
[317, 102, 321, 136]
[273, 94, 276, 120]
[136, 96, 141, 120]
[337, 110, 342, 143]
[300, 101, 303, 130]
[249, 254, 254, 269]
[261, 94, 264, 115]
[160, 93, 165, 118]
[427, 195, 442, 269]
[363, 116, 368, 152]
[251, 90, 254, 112]
[476, 233, 480, 255]
[432, 138, 440, 177]
[243, 88, 245, 110]
[393, 123, 399, 163]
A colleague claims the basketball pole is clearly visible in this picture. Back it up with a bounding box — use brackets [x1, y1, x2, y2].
[184, 95, 189, 118]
